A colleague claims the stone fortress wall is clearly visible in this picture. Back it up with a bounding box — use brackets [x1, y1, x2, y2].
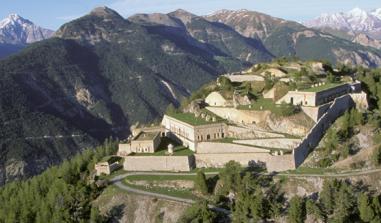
[195, 153, 295, 172]
[293, 94, 355, 167]
[301, 103, 331, 122]
[124, 156, 195, 172]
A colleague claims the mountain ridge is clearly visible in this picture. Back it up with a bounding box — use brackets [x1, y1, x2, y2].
[304, 7, 381, 40]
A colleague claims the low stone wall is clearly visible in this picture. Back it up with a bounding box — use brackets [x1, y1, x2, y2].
[197, 142, 270, 154]
[195, 153, 295, 172]
[234, 138, 301, 150]
[293, 95, 355, 167]
[124, 156, 195, 172]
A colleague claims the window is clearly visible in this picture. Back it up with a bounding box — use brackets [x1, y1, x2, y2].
[221, 133, 225, 138]
[207, 134, 211, 140]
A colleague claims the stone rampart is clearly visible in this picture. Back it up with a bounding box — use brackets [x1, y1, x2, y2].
[301, 102, 331, 122]
[293, 95, 355, 167]
[197, 142, 270, 154]
[195, 153, 295, 172]
[124, 156, 195, 172]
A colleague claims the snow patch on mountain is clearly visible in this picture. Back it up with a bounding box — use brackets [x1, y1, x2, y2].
[0, 14, 54, 44]
[304, 7, 381, 32]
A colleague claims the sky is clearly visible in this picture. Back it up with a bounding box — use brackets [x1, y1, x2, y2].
[0, 0, 380, 30]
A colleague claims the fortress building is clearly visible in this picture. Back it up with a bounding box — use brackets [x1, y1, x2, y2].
[118, 130, 161, 155]
[161, 114, 228, 151]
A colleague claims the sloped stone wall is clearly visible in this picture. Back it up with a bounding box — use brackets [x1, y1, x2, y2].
[293, 95, 355, 167]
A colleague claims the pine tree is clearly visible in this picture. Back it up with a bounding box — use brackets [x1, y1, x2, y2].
[250, 187, 266, 221]
[288, 196, 305, 223]
[333, 183, 355, 223]
[219, 161, 242, 194]
[195, 170, 209, 195]
[232, 191, 250, 223]
[358, 193, 375, 222]
[306, 199, 324, 221]
[320, 180, 335, 215]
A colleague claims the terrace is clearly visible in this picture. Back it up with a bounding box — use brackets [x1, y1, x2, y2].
[167, 110, 225, 126]
[301, 82, 345, 92]
[133, 131, 160, 141]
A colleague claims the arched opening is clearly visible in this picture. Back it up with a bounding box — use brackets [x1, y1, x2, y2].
[207, 134, 211, 140]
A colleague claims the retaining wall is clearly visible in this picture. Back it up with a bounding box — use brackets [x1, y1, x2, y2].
[195, 153, 295, 172]
[197, 142, 270, 154]
[293, 95, 355, 167]
[301, 103, 331, 122]
[124, 156, 195, 172]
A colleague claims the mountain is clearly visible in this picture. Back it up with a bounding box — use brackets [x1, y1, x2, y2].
[304, 8, 381, 41]
[0, 14, 53, 59]
[129, 9, 273, 64]
[0, 14, 53, 44]
[206, 9, 381, 67]
[3, 7, 381, 185]
[0, 7, 258, 185]
[372, 8, 381, 20]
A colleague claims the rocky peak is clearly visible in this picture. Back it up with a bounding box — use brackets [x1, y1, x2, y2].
[0, 14, 53, 44]
[0, 14, 33, 29]
[168, 9, 196, 24]
[89, 6, 124, 20]
[205, 9, 290, 39]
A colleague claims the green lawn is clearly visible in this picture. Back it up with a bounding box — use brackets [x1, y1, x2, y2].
[130, 146, 194, 156]
[238, 98, 279, 112]
[302, 82, 344, 92]
[167, 112, 214, 126]
[167, 110, 225, 126]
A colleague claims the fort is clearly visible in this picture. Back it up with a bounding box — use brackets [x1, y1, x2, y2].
[114, 62, 369, 173]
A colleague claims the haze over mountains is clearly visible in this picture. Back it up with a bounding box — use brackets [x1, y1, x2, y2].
[304, 7, 381, 49]
[2, 6, 381, 185]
